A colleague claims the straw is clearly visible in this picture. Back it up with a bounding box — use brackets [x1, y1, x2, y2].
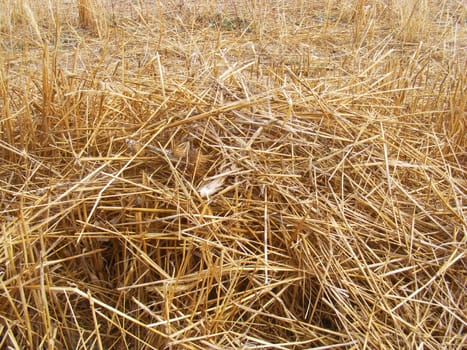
[0, 0, 465, 349]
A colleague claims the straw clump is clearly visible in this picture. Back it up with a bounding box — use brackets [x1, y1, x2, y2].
[0, 0, 465, 349]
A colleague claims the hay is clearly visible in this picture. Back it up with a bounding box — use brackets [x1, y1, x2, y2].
[0, 0, 465, 349]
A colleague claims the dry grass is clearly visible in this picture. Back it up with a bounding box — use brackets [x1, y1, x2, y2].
[0, 0, 465, 349]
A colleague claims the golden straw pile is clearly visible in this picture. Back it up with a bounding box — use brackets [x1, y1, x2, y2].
[0, 1, 465, 349]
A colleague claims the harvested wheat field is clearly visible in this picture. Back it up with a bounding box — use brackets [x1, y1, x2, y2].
[0, 0, 465, 349]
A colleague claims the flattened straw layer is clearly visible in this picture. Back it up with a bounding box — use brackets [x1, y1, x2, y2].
[0, 0, 465, 349]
